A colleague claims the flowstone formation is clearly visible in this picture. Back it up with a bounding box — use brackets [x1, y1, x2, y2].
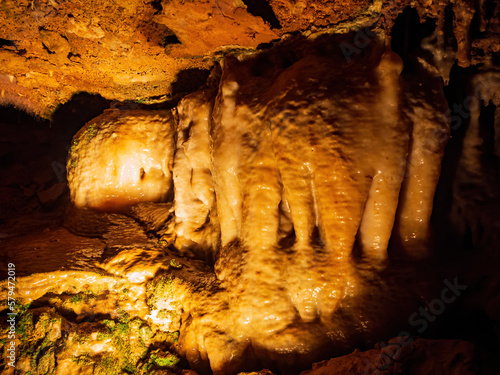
[67, 110, 175, 211]
[59, 33, 451, 374]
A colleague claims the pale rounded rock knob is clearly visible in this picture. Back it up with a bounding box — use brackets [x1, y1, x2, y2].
[67, 109, 175, 211]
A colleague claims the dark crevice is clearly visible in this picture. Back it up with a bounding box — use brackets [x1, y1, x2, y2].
[391, 7, 436, 66]
[241, 0, 281, 29]
[151, 0, 163, 14]
[170, 68, 211, 95]
[181, 120, 194, 143]
[478, 103, 497, 156]
[49, 93, 111, 160]
[443, 3, 458, 51]
[0, 105, 49, 125]
[484, 0, 496, 19]
[470, 7, 485, 39]
[257, 40, 276, 50]
[138, 21, 180, 48]
[0, 38, 15, 48]
[161, 32, 181, 47]
[67, 52, 81, 59]
[41, 42, 55, 54]
[493, 51, 500, 66]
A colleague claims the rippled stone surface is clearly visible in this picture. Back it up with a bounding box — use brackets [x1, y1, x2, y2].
[64, 34, 451, 374]
[67, 109, 175, 211]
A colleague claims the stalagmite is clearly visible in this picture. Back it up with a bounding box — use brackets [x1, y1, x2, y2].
[392, 58, 451, 258]
[355, 47, 407, 263]
[451, 70, 500, 250]
[211, 55, 299, 363]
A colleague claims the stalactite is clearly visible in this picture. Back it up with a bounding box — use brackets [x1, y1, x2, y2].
[63, 31, 455, 373]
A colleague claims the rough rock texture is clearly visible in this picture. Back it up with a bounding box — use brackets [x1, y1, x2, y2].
[1, 0, 499, 117]
[57, 33, 456, 374]
[268, 0, 377, 32]
[1, 0, 500, 375]
[0, 0, 276, 116]
[301, 338, 477, 375]
[155, 0, 278, 57]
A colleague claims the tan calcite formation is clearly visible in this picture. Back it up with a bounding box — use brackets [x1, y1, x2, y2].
[392, 62, 450, 257]
[209, 40, 410, 334]
[172, 88, 221, 262]
[65, 33, 450, 374]
[180, 40, 448, 374]
[67, 109, 175, 211]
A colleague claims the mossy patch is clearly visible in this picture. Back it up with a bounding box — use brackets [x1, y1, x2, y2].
[147, 276, 174, 309]
[169, 258, 182, 269]
[135, 348, 180, 374]
[13, 310, 62, 375]
[0, 277, 183, 374]
[82, 315, 155, 374]
[150, 349, 179, 367]
[72, 352, 94, 366]
[69, 290, 96, 304]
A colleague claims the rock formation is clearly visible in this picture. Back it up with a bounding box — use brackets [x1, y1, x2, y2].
[1, 0, 499, 374]
[58, 32, 454, 373]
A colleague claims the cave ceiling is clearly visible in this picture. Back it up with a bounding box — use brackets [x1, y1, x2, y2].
[0, 0, 498, 117]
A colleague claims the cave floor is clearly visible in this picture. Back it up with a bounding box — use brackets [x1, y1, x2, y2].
[2, 207, 500, 374]
[1, 209, 105, 277]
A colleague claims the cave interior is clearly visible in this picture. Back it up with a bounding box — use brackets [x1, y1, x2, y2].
[1, 0, 500, 374]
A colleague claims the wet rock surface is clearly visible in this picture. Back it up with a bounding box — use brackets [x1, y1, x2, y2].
[2, 33, 495, 375]
[301, 338, 478, 375]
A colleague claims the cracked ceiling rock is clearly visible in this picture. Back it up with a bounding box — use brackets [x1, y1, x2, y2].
[268, 0, 375, 33]
[154, 0, 278, 57]
[1, 0, 498, 117]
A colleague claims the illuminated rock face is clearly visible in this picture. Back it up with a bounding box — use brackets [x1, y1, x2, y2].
[172, 89, 221, 261]
[67, 109, 175, 211]
[66, 36, 450, 374]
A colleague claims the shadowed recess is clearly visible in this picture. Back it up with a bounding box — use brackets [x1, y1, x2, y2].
[242, 0, 282, 29]
[170, 68, 211, 95]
